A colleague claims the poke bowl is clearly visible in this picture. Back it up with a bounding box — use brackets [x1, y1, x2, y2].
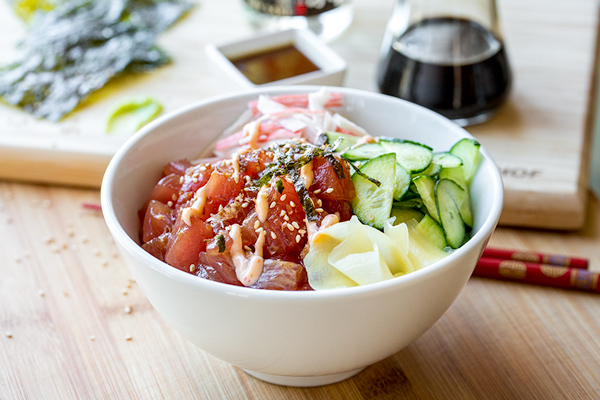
[100, 86, 503, 387]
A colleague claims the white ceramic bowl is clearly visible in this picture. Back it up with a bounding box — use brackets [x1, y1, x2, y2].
[101, 86, 504, 387]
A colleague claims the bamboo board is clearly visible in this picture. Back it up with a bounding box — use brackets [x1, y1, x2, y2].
[0, 0, 597, 230]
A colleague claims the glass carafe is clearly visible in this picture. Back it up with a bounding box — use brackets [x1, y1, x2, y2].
[376, 0, 512, 126]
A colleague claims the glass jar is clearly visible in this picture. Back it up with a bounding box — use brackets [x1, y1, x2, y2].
[376, 0, 512, 126]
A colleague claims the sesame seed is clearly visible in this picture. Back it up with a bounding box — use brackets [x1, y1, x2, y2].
[5, 332, 12, 339]
[296, 234, 301, 243]
[156, 215, 165, 220]
[270, 201, 276, 209]
[325, 188, 334, 194]
[218, 204, 223, 212]
[313, 189, 322, 194]
[255, 227, 264, 233]
[89, 335, 96, 341]
[280, 194, 287, 201]
[199, 166, 207, 171]
[254, 220, 260, 229]
[179, 176, 184, 184]
[38, 289, 45, 297]
[284, 215, 289, 221]
[287, 224, 295, 232]
[317, 199, 323, 207]
[192, 177, 199, 183]
[299, 229, 306, 235]
[190, 264, 196, 273]
[124, 305, 132, 314]
[121, 289, 128, 296]
[172, 194, 178, 201]
[316, 208, 324, 213]
[101, 259, 109, 267]
[290, 201, 296, 207]
[280, 210, 286, 217]
[292, 221, 300, 229]
[167, 201, 173, 207]
[244, 245, 252, 251]
[241, 202, 249, 208]
[271, 232, 277, 239]
[125, 335, 132, 341]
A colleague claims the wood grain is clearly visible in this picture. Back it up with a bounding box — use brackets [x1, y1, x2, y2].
[0, 0, 597, 229]
[1, 180, 600, 398]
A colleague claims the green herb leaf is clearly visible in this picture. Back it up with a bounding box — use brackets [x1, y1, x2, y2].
[216, 234, 226, 253]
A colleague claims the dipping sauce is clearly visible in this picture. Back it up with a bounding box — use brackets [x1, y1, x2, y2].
[230, 44, 320, 85]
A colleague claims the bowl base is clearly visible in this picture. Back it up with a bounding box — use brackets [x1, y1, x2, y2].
[242, 367, 365, 387]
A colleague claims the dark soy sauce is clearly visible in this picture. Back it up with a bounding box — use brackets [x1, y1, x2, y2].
[377, 17, 511, 123]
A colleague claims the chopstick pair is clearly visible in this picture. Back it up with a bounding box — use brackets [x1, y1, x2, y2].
[473, 247, 596, 293]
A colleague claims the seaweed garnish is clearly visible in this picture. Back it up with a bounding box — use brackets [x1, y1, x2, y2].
[252, 138, 342, 222]
[0, 0, 193, 121]
[215, 234, 226, 253]
[348, 162, 381, 187]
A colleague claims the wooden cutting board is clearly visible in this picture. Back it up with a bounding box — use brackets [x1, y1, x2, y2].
[0, 0, 597, 230]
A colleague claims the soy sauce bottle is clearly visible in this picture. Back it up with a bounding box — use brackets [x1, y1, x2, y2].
[377, 0, 511, 126]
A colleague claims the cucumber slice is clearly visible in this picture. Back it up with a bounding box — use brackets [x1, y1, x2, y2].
[433, 152, 463, 168]
[391, 207, 424, 225]
[450, 138, 481, 184]
[415, 162, 441, 178]
[379, 139, 433, 173]
[394, 197, 423, 209]
[416, 214, 447, 250]
[324, 131, 360, 152]
[351, 153, 396, 229]
[435, 179, 466, 249]
[412, 175, 440, 223]
[343, 143, 385, 161]
[393, 163, 411, 201]
[439, 166, 467, 190]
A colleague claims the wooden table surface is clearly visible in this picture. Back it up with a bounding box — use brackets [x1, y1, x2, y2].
[2, 0, 600, 398]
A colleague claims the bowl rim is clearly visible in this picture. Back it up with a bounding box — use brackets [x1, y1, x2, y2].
[100, 85, 504, 302]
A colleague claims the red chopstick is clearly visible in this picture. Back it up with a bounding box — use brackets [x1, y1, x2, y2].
[482, 247, 588, 269]
[473, 257, 599, 293]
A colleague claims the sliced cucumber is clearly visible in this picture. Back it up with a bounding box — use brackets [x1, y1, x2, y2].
[435, 179, 466, 249]
[394, 197, 423, 209]
[412, 175, 440, 223]
[351, 153, 396, 229]
[393, 163, 411, 201]
[433, 152, 463, 168]
[343, 143, 385, 161]
[439, 166, 467, 190]
[391, 207, 424, 225]
[379, 139, 433, 174]
[450, 138, 481, 184]
[416, 214, 447, 250]
[324, 131, 360, 152]
[415, 162, 441, 178]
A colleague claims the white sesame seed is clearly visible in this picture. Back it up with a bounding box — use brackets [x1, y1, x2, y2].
[299, 229, 306, 235]
[167, 201, 173, 207]
[255, 227, 264, 233]
[172, 194, 178, 201]
[295, 234, 301, 243]
[292, 221, 300, 229]
[124, 305, 132, 314]
[313, 189, 322, 194]
[218, 204, 223, 212]
[244, 245, 252, 251]
[156, 215, 165, 220]
[284, 215, 289, 221]
[254, 220, 260, 229]
[125, 335, 132, 341]
[317, 199, 323, 207]
[270, 201, 276, 209]
[287, 224, 295, 231]
[189, 264, 196, 273]
[5, 332, 12, 338]
[271, 232, 277, 239]
[280, 194, 287, 201]
[179, 176, 184, 184]
[192, 177, 198, 183]
[241, 202, 249, 208]
[199, 166, 207, 171]
[280, 210, 286, 217]
[89, 335, 95, 341]
[290, 201, 296, 207]
[325, 188, 334, 194]
[316, 208, 324, 213]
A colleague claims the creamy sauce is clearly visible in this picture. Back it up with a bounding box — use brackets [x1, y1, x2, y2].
[182, 184, 209, 226]
[231, 152, 241, 183]
[243, 121, 262, 149]
[229, 224, 265, 286]
[255, 185, 270, 223]
[306, 213, 340, 245]
[300, 160, 314, 189]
